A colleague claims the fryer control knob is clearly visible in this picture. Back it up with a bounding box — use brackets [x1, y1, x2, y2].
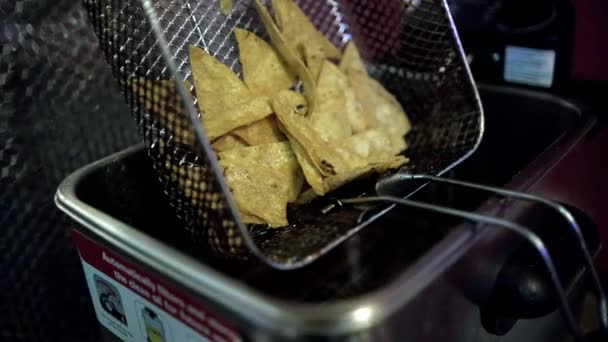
[481, 204, 600, 336]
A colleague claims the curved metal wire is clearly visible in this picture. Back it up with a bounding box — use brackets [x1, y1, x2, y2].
[339, 195, 584, 340]
[392, 174, 608, 334]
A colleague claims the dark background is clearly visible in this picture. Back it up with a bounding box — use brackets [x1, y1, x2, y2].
[0, 1, 138, 340]
[570, 0, 608, 80]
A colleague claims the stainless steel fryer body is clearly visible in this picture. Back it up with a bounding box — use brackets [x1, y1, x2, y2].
[56, 85, 597, 341]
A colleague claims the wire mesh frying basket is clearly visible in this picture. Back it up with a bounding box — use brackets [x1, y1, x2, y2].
[82, 0, 483, 268]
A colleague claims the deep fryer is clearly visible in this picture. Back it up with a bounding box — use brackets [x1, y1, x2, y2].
[59, 0, 607, 340]
[56, 85, 605, 341]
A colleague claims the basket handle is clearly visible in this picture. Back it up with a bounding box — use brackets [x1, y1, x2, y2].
[340, 173, 608, 340]
[387, 174, 608, 334]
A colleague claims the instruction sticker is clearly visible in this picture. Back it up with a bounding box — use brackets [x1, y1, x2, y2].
[72, 230, 241, 342]
[504, 46, 556, 88]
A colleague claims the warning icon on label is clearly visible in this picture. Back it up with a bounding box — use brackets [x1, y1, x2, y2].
[94, 274, 127, 326]
[142, 306, 168, 342]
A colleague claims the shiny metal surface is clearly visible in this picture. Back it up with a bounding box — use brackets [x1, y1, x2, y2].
[83, 0, 484, 267]
[376, 173, 608, 337]
[344, 174, 605, 338]
[56, 85, 596, 340]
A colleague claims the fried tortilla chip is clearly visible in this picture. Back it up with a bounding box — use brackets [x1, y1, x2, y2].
[189, 45, 251, 114]
[342, 41, 416, 134]
[340, 129, 397, 161]
[173, 9, 411, 226]
[366, 76, 410, 131]
[241, 212, 266, 225]
[254, 0, 316, 113]
[231, 116, 285, 145]
[272, 90, 355, 175]
[212, 134, 248, 152]
[385, 124, 408, 156]
[340, 41, 367, 75]
[341, 128, 408, 161]
[271, 0, 341, 60]
[220, 0, 233, 15]
[189, 46, 274, 139]
[223, 165, 289, 227]
[287, 133, 407, 195]
[310, 61, 352, 141]
[203, 96, 273, 140]
[315, 60, 371, 135]
[349, 72, 411, 152]
[285, 134, 325, 194]
[272, 91, 384, 175]
[343, 82, 373, 133]
[234, 28, 295, 96]
[300, 44, 325, 81]
[219, 142, 304, 226]
[274, 89, 409, 195]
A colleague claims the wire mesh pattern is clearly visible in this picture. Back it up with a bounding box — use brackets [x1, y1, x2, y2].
[1, 0, 139, 340]
[83, 0, 482, 266]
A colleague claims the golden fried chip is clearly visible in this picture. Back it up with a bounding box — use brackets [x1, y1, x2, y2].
[340, 129, 396, 161]
[314, 60, 371, 135]
[212, 134, 248, 152]
[234, 28, 295, 96]
[349, 72, 411, 153]
[231, 116, 285, 146]
[204, 96, 273, 140]
[271, 0, 341, 60]
[273, 87, 379, 174]
[274, 89, 409, 195]
[342, 128, 408, 161]
[189, 45, 275, 139]
[241, 212, 266, 225]
[342, 42, 415, 135]
[273, 90, 391, 176]
[386, 125, 408, 156]
[181, 11, 411, 226]
[272, 90, 354, 175]
[285, 134, 324, 195]
[254, 0, 316, 113]
[189, 45, 251, 114]
[220, 0, 233, 15]
[310, 61, 352, 141]
[300, 44, 325, 81]
[367, 76, 410, 131]
[219, 142, 304, 226]
[287, 132, 406, 195]
[343, 82, 373, 133]
[340, 41, 367, 75]
[223, 165, 289, 226]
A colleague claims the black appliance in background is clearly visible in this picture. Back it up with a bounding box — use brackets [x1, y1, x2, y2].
[449, 0, 575, 91]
